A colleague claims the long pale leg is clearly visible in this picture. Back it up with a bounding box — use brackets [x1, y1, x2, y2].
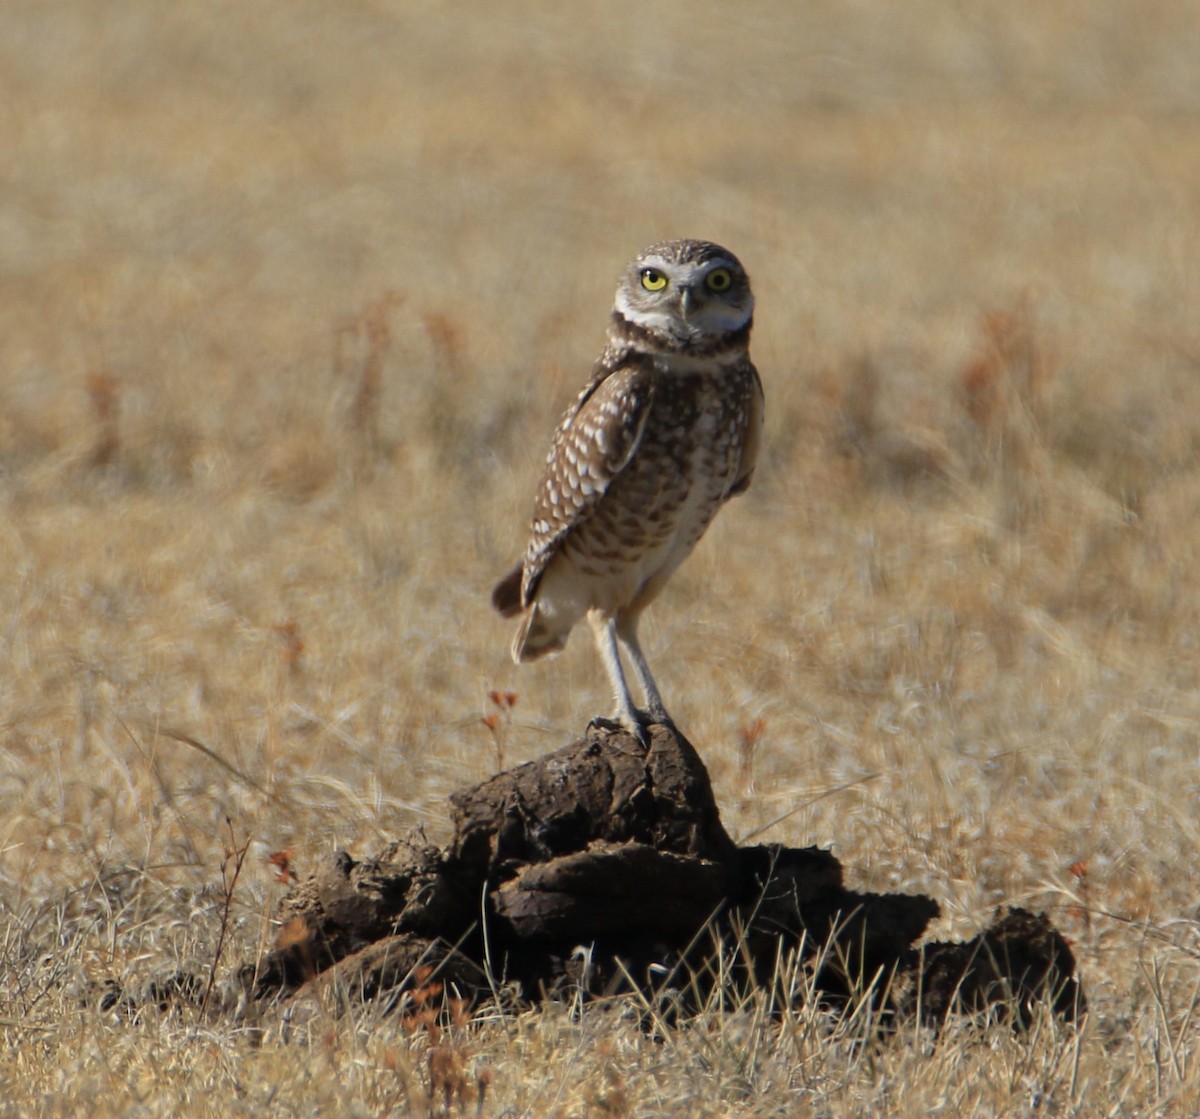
[616, 612, 674, 727]
[586, 610, 643, 739]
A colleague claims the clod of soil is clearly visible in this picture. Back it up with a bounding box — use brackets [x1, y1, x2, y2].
[229, 722, 1083, 1029]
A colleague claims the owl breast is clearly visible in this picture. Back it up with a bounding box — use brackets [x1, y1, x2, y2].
[559, 362, 755, 611]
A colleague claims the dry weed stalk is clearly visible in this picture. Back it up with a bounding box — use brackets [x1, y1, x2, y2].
[1067, 860, 1092, 939]
[85, 369, 121, 468]
[200, 819, 251, 1017]
[739, 716, 768, 792]
[390, 965, 491, 1118]
[271, 619, 305, 680]
[421, 310, 466, 377]
[481, 690, 518, 772]
[959, 298, 1055, 461]
[334, 291, 403, 459]
[955, 297, 1064, 533]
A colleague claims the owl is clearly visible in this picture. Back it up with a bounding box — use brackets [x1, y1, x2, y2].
[492, 239, 763, 743]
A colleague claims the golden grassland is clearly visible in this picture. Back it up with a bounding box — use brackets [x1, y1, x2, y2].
[3, 1, 1200, 1113]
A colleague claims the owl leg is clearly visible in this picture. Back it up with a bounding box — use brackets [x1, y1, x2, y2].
[586, 610, 646, 744]
[615, 613, 674, 728]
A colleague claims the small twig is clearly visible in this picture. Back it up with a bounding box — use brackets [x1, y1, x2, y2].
[737, 771, 881, 844]
[481, 690, 518, 772]
[159, 728, 275, 801]
[201, 818, 251, 1017]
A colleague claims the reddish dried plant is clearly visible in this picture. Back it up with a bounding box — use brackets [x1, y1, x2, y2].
[421, 310, 465, 375]
[334, 291, 403, 450]
[959, 298, 1053, 435]
[274, 916, 318, 986]
[267, 849, 297, 884]
[739, 717, 767, 788]
[1067, 859, 1092, 936]
[86, 369, 121, 467]
[275, 915, 310, 950]
[272, 620, 305, 676]
[481, 690, 518, 771]
[201, 819, 251, 1016]
[397, 965, 487, 1115]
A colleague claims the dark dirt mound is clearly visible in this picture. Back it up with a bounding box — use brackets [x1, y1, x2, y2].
[232, 723, 1084, 1028]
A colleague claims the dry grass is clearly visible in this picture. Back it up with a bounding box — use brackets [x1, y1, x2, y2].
[3, 0, 1200, 1113]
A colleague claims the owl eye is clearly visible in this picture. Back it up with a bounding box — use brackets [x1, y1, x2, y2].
[705, 268, 733, 293]
[640, 269, 668, 292]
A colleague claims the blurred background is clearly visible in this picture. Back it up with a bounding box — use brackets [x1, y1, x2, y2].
[2, 0, 1200, 941]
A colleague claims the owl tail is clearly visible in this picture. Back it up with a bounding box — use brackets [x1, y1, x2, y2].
[493, 563, 570, 660]
[491, 565, 524, 618]
[512, 603, 569, 662]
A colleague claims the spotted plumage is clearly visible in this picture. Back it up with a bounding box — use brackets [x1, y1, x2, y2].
[492, 239, 763, 742]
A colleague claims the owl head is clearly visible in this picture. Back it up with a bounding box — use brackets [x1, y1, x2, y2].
[614, 239, 754, 348]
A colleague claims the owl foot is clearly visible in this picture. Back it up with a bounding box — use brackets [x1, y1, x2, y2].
[587, 708, 678, 748]
[586, 713, 651, 748]
[639, 704, 676, 733]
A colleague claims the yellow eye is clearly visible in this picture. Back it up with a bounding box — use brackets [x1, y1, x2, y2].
[706, 268, 733, 293]
[640, 268, 668, 292]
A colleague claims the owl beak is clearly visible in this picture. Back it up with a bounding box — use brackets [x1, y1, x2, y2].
[677, 286, 695, 322]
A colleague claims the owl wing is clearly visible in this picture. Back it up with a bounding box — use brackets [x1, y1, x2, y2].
[725, 360, 765, 499]
[514, 355, 656, 608]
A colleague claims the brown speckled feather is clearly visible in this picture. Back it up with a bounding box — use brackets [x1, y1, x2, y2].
[518, 348, 656, 607]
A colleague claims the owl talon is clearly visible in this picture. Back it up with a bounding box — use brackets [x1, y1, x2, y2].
[587, 714, 650, 747]
[586, 715, 621, 735]
[633, 711, 677, 746]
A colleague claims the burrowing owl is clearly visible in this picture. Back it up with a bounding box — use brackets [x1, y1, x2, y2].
[492, 239, 763, 742]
